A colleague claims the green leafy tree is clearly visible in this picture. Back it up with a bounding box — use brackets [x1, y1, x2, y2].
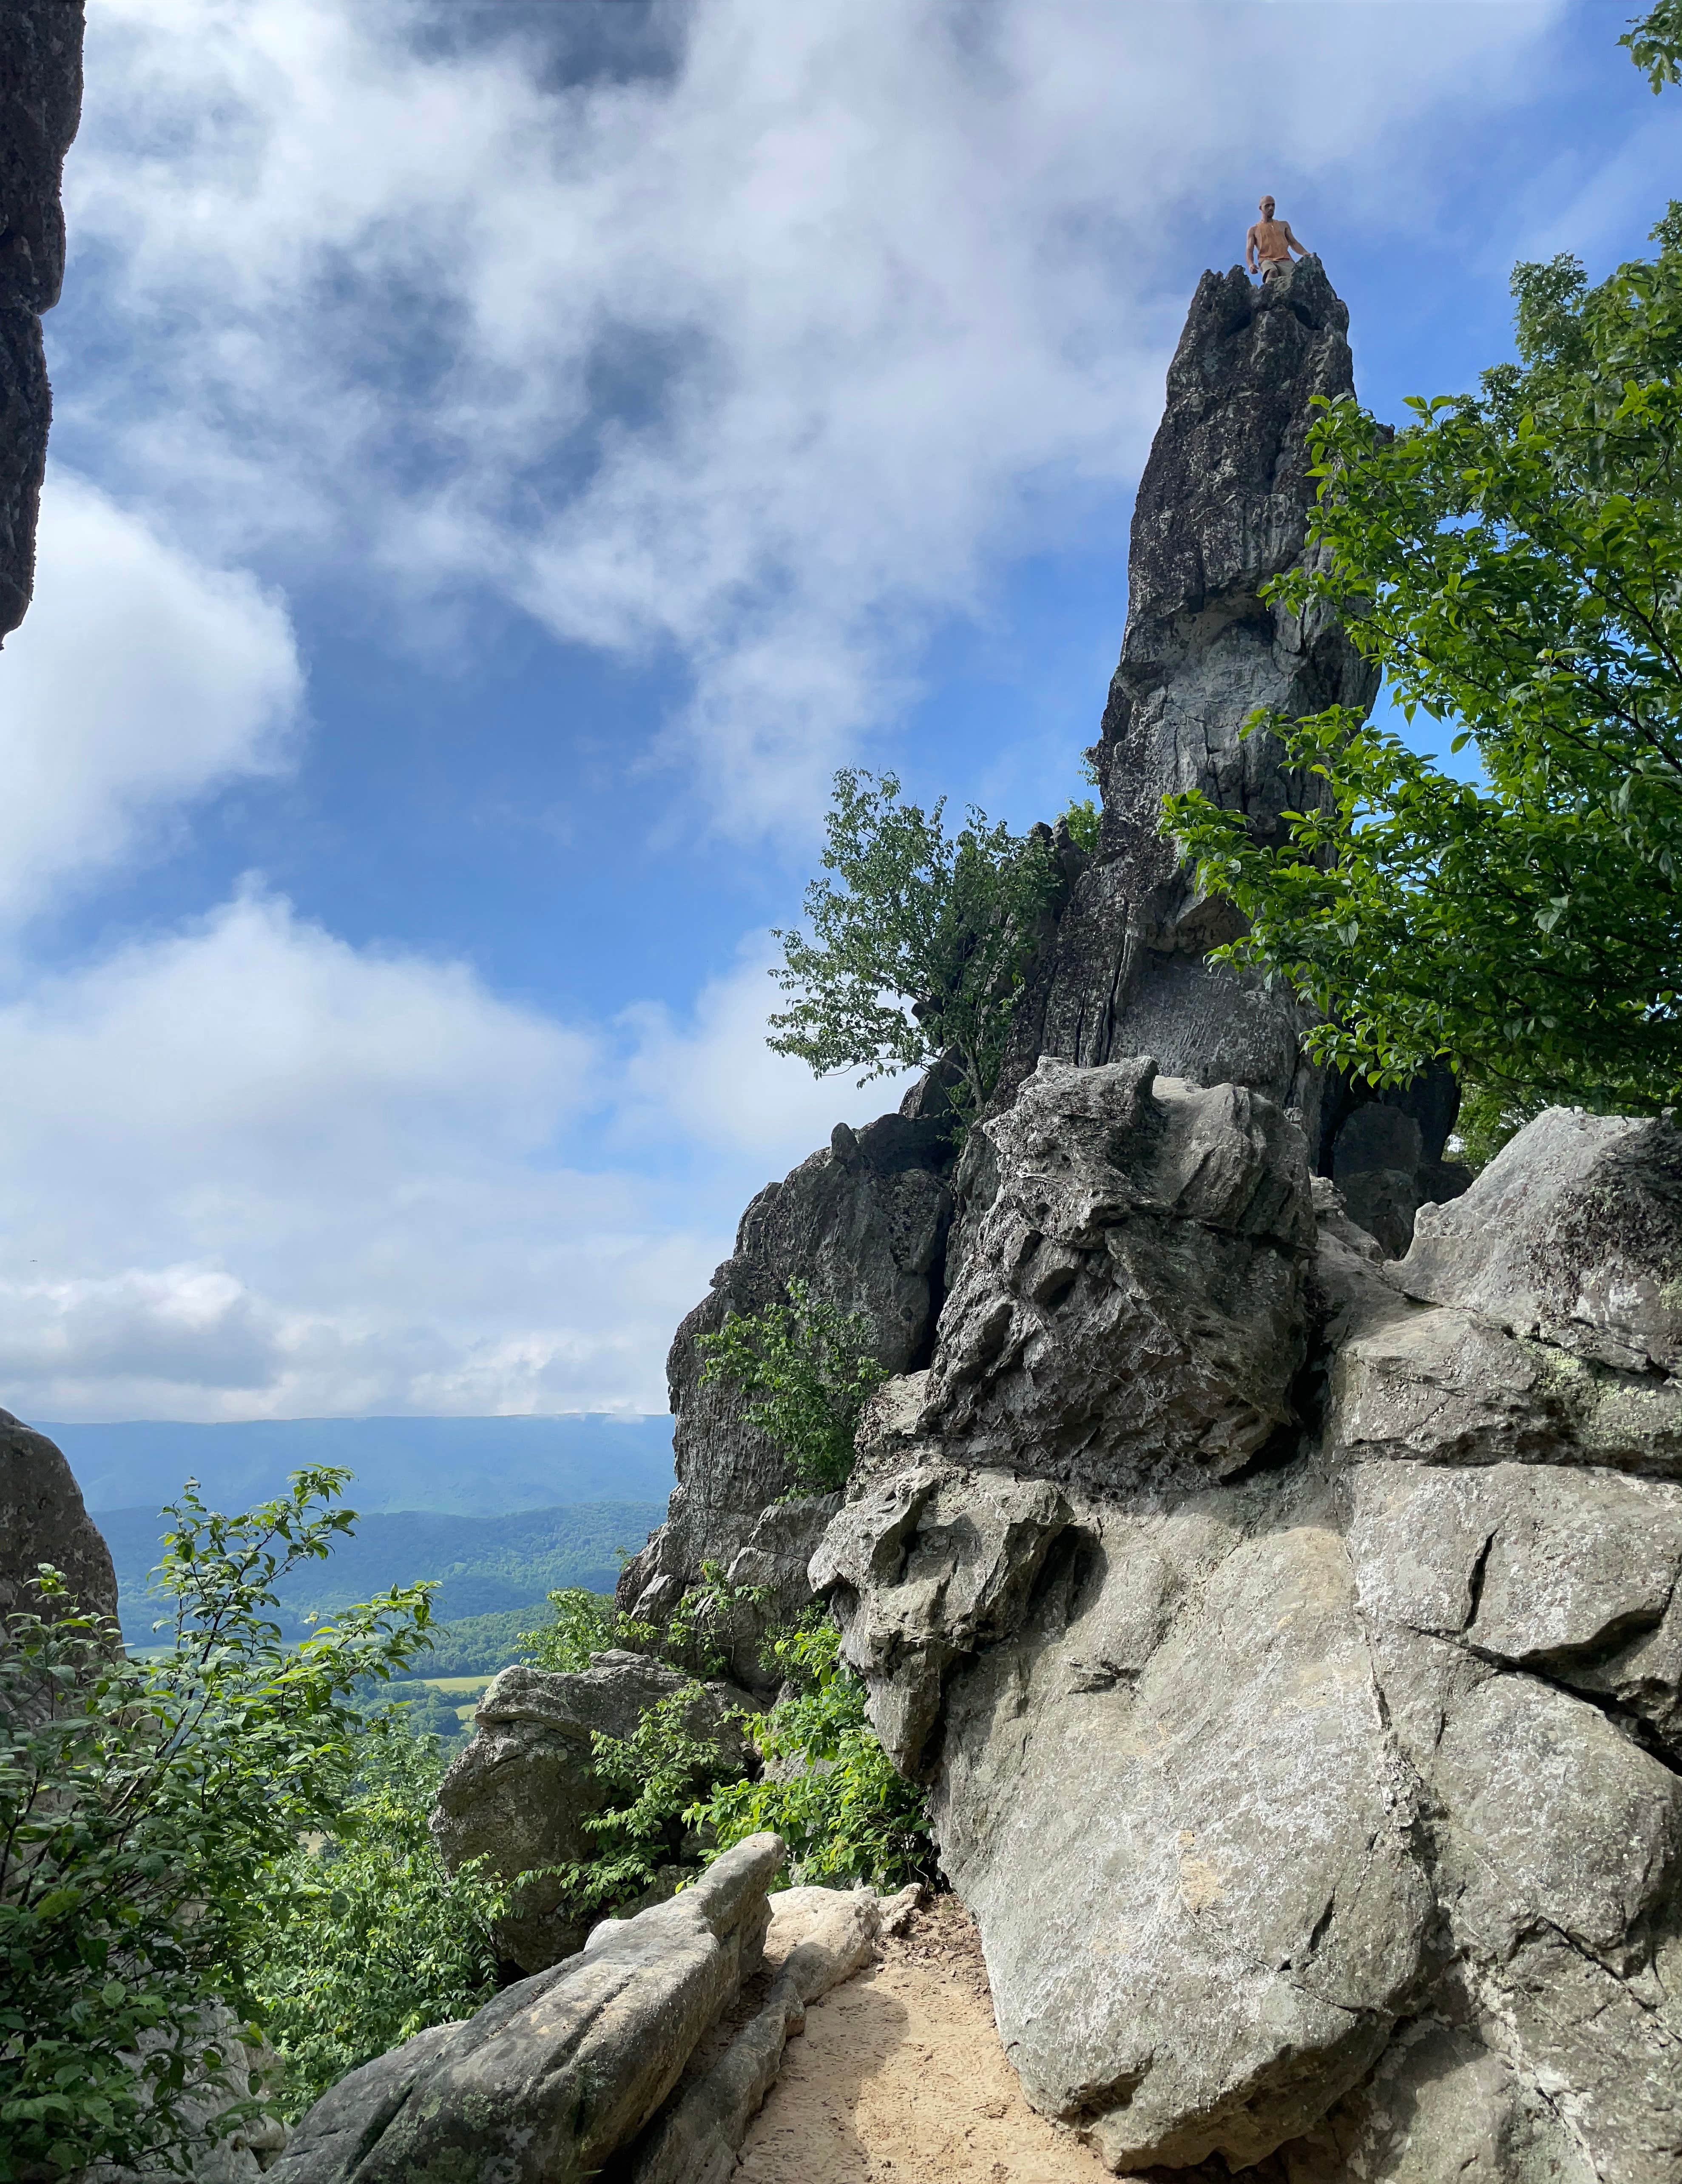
[1624, 0, 1682, 90]
[0, 1472, 433, 2180]
[689, 1614, 932, 1889]
[1165, 206, 1682, 1109]
[698, 1277, 889, 1496]
[769, 769, 1060, 1127]
[243, 1726, 506, 2119]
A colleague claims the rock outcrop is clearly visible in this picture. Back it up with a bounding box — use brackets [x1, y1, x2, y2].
[0, 1408, 118, 1626]
[0, 1, 83, 642]
[432, 1651, 763, 1974]
[1004, 259, 1375, 1148]
[617, 1094, 956, 1668]
[429, 257, 1681, 2183]
[272, 1834, 912, 2184]
[818, 1101, 1682, 2180]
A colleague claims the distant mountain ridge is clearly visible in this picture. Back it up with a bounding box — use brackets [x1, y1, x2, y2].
[44, 1413, 676, 1517]
[101, 1499, 666, 1647]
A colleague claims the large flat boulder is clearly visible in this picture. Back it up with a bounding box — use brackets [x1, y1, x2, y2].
[267, 1833, 785, 2184]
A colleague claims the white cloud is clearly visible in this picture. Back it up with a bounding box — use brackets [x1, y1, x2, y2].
[0, 888, 716, 1420]
[617, 935, 919, 1169]
[62, 0, 1565, 834]
[0, 470, 301, 924]
[0, 890, 940, 1421]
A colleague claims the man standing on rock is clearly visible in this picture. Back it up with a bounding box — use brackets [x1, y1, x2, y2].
[1246, 196, 1309, 282]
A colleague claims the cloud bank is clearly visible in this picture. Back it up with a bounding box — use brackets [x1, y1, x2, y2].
[4, 0, 1583, 1421]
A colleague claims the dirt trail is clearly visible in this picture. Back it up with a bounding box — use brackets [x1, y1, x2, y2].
[733, 1894, 1113, 2184]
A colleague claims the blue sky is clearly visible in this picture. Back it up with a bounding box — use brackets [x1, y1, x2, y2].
[0, 0, 1673, 1423]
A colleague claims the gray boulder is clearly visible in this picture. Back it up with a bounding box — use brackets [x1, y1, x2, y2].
[266, 1833, 785, 2184]
[432, 1652, 760, 1974]
[1395, 1108, 1682, 1374]
[625, 1880, 916, 2184]
[918, 1055, 1314, 1491]
[0, 1409, 118, 1627]
[0, 2, 83, 642]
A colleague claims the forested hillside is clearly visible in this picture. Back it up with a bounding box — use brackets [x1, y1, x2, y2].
[103, 1500, 663, 1647]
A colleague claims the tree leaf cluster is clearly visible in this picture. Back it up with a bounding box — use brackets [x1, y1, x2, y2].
[1165, 205, 1682, 1109]
[697, 1277, 889, 1497]
[242, 1726, 507, 2119]
[688, 1612, 932, 1890]
[0, 1471, 434, 2179]
[769, 769, 1060, 1128]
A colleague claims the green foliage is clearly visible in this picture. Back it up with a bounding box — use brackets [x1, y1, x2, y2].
[550, 1686, 741, 1921]
[698, 1277, 889, 1496]
[688, 1615, 931, 1889]
[243, 1727, 505, 2120]
[1165, 208, 1682, 1110]
[376, 1681, 474, 1746]
[1059, 797, 1102, 854]
[1623, 0, 1682, 91]
[518, 1586, 641, 1674]
[1452, 1081, 1556, 1174]
[0, 1471, 433, 2181]
[769, 768, 1060, 1127]
[651, 1562, 769, 1680]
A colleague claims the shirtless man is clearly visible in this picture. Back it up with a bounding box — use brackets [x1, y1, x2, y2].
[1246, 196, 1308, 282]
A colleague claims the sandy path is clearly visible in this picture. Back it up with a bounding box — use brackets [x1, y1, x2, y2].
[733, 1894, 1113, 2184]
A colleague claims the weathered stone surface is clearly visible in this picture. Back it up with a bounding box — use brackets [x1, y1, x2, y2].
[432, 1652, 760, 1974]
[267, 1833, 785, 2184]
[1281, 2019, 1595, 2184]
[925, 1484, 1433, 2173]
[625, 1881, 916, 2184]
[1327, 1300, 1682, 1480]
[0, 2, 82, 642]
[811, 1462, 1071, 1776]
[1396, 1109, 1682, 1375]
[1346, 1459, 1682, 1757]
[0, 1408, 117, 1626]
[619, 1096, 954, 1647]
[917, 1055, 1313, 1491]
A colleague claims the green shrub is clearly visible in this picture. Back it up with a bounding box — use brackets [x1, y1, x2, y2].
[518, 1586, 642, 1674]
[0, 1471, 432, 2181]
[242, 1726, 506, 2119]
[688, 1615, 932, 1890]
[549, 1686, 742, 1921]
[698, 1277, 888, 1496]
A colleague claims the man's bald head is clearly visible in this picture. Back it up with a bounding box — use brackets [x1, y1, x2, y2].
[1259, 195, 1276, 214]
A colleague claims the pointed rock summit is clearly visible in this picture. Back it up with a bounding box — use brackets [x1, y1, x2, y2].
[1013, 255, 1377, 1150]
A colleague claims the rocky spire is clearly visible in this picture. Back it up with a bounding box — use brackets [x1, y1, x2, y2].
[1010, 255, 1377, 1146]
[0, 1, 84, 643]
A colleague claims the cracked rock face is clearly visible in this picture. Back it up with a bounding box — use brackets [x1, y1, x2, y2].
[813, 1102, 1682, 2178]
[915, 1054, 1314, 1493]
[1007, 258, 1379, 1143]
